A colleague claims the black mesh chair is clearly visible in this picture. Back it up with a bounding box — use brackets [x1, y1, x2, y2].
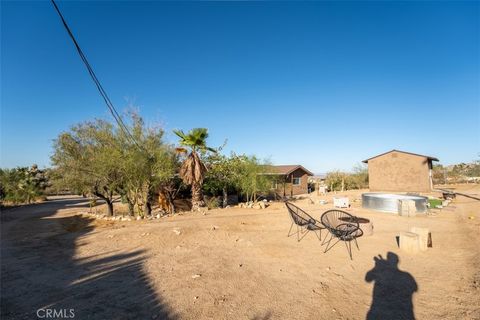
[320, 209, 363, 260]
[285, 202, 324, 242]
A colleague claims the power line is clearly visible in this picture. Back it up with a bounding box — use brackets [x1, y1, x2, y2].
[50, 0, 144, 151]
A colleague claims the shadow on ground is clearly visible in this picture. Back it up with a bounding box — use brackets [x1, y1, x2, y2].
[1, 197, 176, 319]
[365, 252, 417, 320]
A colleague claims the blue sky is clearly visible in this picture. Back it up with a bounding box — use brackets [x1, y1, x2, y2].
[1, 1, 479, 173]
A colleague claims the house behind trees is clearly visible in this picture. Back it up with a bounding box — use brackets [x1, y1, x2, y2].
[265, 165, 314, 197]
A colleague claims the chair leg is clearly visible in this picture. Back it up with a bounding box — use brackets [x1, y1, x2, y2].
[298, 229, 310, 242]
[321, 231, 331, 246]
[354, 237, 360, 251]
[287, 222, 295, 238]
[345, 240, 353, 260]
[324, 233, 341, 253]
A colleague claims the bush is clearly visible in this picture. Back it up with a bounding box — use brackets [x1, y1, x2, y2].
[205, 196, 220, 209]
[0, 165, 49, 205]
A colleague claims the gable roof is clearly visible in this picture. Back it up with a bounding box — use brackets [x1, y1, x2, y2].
[265, 165, 314, 176]
[362, 149, 439, 163]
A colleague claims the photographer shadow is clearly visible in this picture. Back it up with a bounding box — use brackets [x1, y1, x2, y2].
[365, 252, 418, 320]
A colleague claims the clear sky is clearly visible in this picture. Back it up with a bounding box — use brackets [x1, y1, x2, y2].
[1, 1, 479, 173]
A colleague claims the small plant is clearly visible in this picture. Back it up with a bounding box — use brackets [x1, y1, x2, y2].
[428, 198, 443, 208]
[205, 196, 220, 209]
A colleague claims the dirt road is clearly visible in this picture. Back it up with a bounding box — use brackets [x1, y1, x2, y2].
[1, 187, 479, 320]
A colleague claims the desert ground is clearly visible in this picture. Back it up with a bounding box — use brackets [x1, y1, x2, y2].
[1, 185, 479, 320]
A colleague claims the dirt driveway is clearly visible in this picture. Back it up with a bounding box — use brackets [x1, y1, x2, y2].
[1, 188, 479, 320]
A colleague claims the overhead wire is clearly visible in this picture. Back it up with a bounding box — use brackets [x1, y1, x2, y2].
[50, 0, 146, 152]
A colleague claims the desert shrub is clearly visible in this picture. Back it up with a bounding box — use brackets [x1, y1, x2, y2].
[325, 164, 369, 191]
[0, 165, 49, 205]
[205, 196, 220, 209]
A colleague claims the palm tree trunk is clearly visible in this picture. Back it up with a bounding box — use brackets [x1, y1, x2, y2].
[191, 182, 205, 211]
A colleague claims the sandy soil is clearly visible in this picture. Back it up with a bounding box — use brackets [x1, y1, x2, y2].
[1, 185, 479, 320]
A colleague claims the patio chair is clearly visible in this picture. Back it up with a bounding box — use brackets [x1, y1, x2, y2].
[285, 202, 324, 242]
[320, 209, 363, 260]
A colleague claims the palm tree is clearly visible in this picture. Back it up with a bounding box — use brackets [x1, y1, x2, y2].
[173, 128, 216, 211]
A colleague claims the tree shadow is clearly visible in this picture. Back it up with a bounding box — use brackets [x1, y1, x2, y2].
[1, 197, 177, 319]
[365, 252, 417, 320]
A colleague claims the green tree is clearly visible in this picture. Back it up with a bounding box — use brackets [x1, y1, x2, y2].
[51, 119, 124, 216]
[52, 114, 178, 217]
[326, 170, 346, 191]
[118, 113, 178, 216]
[350, 163, 369, 189]
[173, 128, 216, 211]
[204, 153, 243, 207]
[235, 155, 272, 202]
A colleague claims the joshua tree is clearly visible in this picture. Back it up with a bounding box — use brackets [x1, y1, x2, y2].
[173, 128, 215, 211]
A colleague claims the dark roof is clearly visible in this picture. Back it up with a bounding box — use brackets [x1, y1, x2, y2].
[362, 149, 439, 163]
[265, 165, 314, 176]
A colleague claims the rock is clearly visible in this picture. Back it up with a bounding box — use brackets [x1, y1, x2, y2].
[156, 214, 161, 219]
[172, 229, 181, 235]
[239, 263, 243, 267]
[211, 225, 219, 231]
[191, 274, 201, 279]
[136, 216, 142, 221]
[193, 296, 199, 300]
[259, 202, 266, 209]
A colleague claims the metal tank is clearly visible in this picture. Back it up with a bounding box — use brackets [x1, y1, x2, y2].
[362, 193, 428, 214]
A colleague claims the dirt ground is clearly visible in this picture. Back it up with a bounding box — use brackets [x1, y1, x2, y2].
[1, 185, 479, 320]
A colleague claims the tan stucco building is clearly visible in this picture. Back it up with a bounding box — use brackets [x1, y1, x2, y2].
[363, 150, 439, 192]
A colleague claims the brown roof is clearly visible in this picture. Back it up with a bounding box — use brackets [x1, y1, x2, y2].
[265, 165, 314, 176]
[362, 149, 439, 163]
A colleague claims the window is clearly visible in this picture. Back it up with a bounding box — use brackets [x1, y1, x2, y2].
[271, 181, 278, 189]
[292, 177, 301, 186]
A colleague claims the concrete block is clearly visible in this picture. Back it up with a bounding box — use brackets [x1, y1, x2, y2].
[398, 200, 417, 217]
[333, 197, 349, 208]
[410, 227, 429, 251]
[399, 231, 420, 254]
